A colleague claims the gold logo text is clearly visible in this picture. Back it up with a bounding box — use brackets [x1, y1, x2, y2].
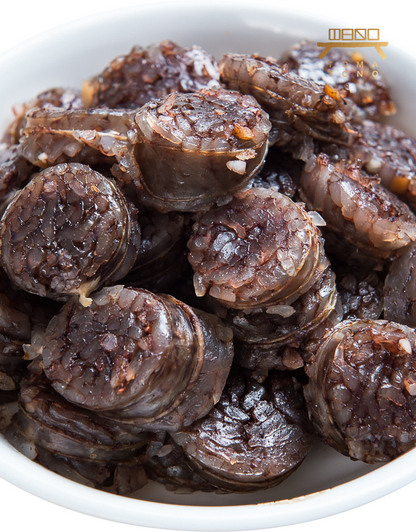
[317, 29, 388, 59]
[327, 59, 380, 78]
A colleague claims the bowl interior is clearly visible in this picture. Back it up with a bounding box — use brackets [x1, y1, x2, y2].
[1, 2, 416, 530]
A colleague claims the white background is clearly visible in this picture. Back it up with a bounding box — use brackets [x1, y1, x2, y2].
[1, 1, 415, 531]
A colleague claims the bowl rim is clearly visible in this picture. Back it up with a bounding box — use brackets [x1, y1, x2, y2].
[1, 2, 416, 530]
[2, 432, 416, 531]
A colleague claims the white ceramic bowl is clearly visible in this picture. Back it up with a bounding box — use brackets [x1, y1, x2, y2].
[1, 2, 416, 530]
